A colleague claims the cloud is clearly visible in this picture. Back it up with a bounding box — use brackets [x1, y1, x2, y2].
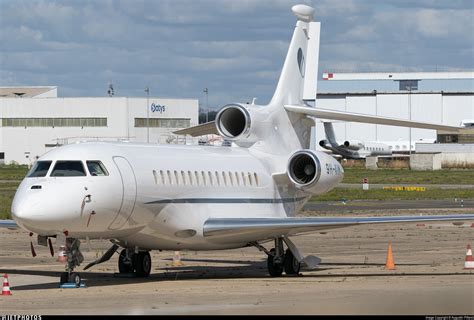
[0, 0, 472, 108]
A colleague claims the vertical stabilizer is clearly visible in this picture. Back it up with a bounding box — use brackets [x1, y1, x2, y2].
[270, 5, 320, 105]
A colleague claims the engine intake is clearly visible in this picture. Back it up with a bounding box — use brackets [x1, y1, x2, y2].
[288, 150, 321, 186]
[215, 104, 251, 140]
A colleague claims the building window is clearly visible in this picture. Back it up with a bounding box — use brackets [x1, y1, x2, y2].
[1, 118, 107, 127]
[134, 118, 190, 128]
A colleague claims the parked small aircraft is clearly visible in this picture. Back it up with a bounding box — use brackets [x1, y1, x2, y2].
[2, 4, 471, 286]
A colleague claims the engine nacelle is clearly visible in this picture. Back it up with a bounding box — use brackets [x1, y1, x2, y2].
[343, 140, 364, 151]
[215, 103, 267, 147]
[287, 150, 344, 195]
[319, 139, 330, 148]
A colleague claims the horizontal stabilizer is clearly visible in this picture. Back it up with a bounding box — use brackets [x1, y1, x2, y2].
[285, 105, 462, 132]
[173, 121, 218, 137]
[0, 220, 18, 229]
[204, 214, 474, 243]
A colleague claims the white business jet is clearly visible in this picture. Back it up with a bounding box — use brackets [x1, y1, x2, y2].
[2, 4, 473, 286]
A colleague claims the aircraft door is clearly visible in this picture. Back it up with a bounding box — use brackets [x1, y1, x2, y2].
[108, 156, 137, 230]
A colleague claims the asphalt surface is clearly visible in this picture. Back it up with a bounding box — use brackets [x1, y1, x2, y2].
[304, 199, 473, 212]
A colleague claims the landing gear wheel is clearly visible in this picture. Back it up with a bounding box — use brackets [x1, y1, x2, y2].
[69, 272, 81, 287]
[118, 249, 135, 273]
[284, 249, 301, 275]
[60, 272, 68, 285]
[267, 248, 284, 277]
[135, 251, 152, 277]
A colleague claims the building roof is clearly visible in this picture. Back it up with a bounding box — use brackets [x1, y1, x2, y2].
[0, 86, 57, 98]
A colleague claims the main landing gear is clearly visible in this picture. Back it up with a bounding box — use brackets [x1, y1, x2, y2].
[59, 238, 85, 287]
[253, 237, 308, 277]
[118, 249, 152, 277]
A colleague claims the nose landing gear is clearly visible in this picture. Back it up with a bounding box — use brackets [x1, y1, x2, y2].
[59, 238, 85, 287]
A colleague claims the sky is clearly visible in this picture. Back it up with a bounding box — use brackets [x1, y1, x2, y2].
[1, 0, 473, 110]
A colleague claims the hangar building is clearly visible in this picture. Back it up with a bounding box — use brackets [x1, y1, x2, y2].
[0, 87, 198, 165]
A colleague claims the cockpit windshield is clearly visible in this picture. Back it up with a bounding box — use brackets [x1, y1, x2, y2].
[27, 161, 52, 177]
[86, 161, 109, 176]
[51, 161, 86, 177]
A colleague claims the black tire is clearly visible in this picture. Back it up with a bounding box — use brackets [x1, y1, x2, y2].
[60, 272, 68, 285]
[69, 272, 81, 288]
[135, 251, 152, 277]
[284, 249, 301, 275]
[118, 249, 135, 273]
[267, 248, 283, 277]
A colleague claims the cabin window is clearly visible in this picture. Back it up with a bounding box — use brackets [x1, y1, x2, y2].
[241, 172, 247, 186]
[254, 172, 259, 187]
[27, 160, 52, 177]
[222, 171, 227, 186]
[228, 171, 234, 186]
[159, 170, 165, 184]
[201, 171, 206, 185]
[181, 171, 186, 185]
[51, 161, 86, 177]
[153, 170, 158, 184]
[86, 161, 109, 176]
[234, 172, 240, 186]
[215, 171, 220, 186]
[208, 171, 213, 185]
[195, 171, 200, 185]
[174, 170, 179, 185]
[167, 170, 172, 184]
[188, 171, 193, 185]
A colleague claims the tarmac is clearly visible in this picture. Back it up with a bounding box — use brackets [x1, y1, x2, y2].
[0, 205, 473, 315]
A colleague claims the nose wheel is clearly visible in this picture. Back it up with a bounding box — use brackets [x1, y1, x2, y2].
[59, 238, 85, 287]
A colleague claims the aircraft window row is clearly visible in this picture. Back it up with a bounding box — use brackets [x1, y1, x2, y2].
[152, 170, 260, 187]
[365, 147, 384, 151]
[1, 118, 107, 127]
[27, 160, 109, 177]
[134, 118, 190, 128]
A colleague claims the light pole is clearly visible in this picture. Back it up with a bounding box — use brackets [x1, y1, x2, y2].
[145, 87, 150, 143]
[203, 88, 209, 123]
[408, 87, 412, 156]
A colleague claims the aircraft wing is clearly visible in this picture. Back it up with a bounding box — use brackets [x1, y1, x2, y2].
[0, 220, 18, 229]
[173, 121, 218, 137]
[203, 214, 474, 243]
[285, 105, 462, 132]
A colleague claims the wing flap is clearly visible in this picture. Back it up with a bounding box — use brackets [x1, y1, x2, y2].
[173, 121, 218, 137]
[285, 105, 462, 132]
[203, 214, 474, 243]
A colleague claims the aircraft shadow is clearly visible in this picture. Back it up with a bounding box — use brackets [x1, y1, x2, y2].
[2, 260, 469, 291]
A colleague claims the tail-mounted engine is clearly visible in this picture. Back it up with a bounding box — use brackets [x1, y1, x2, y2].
[287, 150, 344, 195]
[343, 140, 364, 151]
[216, 104, 252, 140]
[215, 103, 267, 147]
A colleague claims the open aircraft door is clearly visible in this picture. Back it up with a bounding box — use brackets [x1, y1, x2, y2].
[108, 156, 137, 230]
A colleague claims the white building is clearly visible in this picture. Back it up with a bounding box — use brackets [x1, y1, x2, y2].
[0, 87, 198, 165]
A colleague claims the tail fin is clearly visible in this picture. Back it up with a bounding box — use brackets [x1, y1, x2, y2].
[270, 5, 320, 105]
[323, 122, 339, 148]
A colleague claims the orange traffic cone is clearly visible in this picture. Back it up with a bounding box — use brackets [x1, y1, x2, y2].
[2, 274, 12, 296]
[384, 243, 396, 270]
[172, 251, 183, 267]
[464, 244, 474, 269]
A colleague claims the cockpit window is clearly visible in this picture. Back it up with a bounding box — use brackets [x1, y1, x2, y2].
[86, 161, 109, 176]
[27, 161, 52, 177]
[51, 161, 86, 177]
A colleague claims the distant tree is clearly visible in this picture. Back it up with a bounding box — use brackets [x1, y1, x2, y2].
[199, 110, 218, 124]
